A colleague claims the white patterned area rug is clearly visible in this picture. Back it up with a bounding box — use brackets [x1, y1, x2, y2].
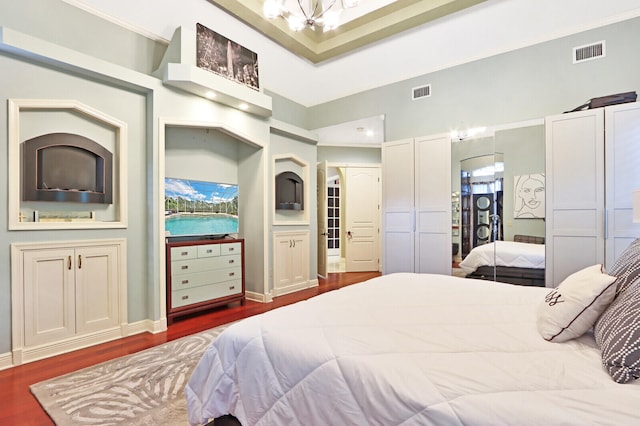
[31, 323, 231, 426]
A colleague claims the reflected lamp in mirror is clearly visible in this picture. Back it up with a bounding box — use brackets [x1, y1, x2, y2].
[633, 189, 640, 223]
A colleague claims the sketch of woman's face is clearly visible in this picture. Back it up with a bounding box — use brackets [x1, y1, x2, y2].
[519, 177, 545, 209]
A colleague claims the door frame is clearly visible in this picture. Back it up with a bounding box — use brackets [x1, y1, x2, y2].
[319, 162, 382, 273]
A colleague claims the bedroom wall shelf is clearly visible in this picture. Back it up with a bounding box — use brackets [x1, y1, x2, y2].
[154, 26, 272, 117]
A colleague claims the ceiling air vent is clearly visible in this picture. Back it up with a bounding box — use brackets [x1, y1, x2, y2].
[573, 40, 605, 64]
[412, 84, 431, 100]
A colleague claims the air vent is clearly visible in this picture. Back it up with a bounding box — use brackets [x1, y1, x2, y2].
[412, 84, 431, 100]
[573, 40, 605, 64]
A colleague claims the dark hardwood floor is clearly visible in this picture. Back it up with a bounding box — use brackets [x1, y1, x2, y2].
[0, 271, 380, 425]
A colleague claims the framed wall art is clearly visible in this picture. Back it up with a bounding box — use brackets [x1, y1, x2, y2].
[196, 23, 259, 91]
[514, 173, 545, 219]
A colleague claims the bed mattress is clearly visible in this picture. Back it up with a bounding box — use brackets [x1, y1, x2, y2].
[459, 241, 545, 274]
[186, 273, 640, 426]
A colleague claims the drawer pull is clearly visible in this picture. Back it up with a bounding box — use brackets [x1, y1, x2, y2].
[206, 249, 213, 253]
[229, 285, 235, 290]
[181, 265, 189, 270]
[229, 272, 235, 277]
[228, 247, 235, 251]
[181, 279, 189, 285]
[181, 251, 188, 256]
[182, 295, 189, 300]
[228, 259, 235, 264]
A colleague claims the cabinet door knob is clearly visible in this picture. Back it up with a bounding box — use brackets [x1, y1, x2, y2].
[182, 295, 189, 300]
[206, 249, 213, 253]
[228, 259, 234, 264]
[181, 251, 188, 256]
[229, 272, 235, 277]
[181, 265, 188, 270]
[229, 285, 235, 290]
[229, 247, 235, 251]
[181, 279, 189, 285]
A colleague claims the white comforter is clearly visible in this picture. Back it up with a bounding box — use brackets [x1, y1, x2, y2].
[458, 241, 545, 274]
[185, 273, 640, 426]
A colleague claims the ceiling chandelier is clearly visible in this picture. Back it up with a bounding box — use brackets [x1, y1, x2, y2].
[263, 0, 360, 32]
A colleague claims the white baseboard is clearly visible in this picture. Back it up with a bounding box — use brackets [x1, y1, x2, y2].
[272, 279, 317, 297]
[125, 318, 167, 335]
[0, 352, 13, 371]
[245, 290, 272, 303]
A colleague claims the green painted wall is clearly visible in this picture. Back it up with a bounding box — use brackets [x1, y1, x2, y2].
[308, 18, 640, 140]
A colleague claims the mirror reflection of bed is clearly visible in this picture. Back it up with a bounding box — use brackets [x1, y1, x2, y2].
[451, 123, 546, 286]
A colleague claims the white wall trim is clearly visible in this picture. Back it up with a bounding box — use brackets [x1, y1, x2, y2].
[61, 0, 171, 45]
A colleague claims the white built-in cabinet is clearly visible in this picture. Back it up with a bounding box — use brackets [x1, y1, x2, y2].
[382, 134, 452, 275]
[11, 239, 127, 365]
[545, 102, 640, 286]
[273, 230, 310, 296]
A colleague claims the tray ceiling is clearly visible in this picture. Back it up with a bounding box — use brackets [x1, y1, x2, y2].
[206, 0, 487, 63]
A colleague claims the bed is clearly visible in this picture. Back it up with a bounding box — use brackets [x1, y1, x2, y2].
[459, 236, 545, 287]
[185, 268, 640, 426]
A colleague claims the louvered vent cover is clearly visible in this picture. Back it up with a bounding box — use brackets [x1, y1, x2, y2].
[573, 40, 605, 63]
[412, 84, 431, 100]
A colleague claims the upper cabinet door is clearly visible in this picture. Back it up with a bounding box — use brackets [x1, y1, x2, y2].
[414, 134, 451, 275]
[382, 138, 415, 274]
[605, 102, 640, 267]
[545, 108, 605, 286]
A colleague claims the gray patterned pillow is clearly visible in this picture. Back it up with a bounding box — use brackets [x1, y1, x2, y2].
[607, 237, 640, 296]
[593, 276, 640, 383]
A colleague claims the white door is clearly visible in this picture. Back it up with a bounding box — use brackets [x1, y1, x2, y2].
[545, 108, 605, 286]
[414, 134, 452, 275]
[317, 161, 328, 278]
[381, 138, 415, 274]
[605, 102, 640, 267]
[345, 167, 381, 272]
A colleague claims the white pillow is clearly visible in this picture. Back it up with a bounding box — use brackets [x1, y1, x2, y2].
[537, 264, 617, 342]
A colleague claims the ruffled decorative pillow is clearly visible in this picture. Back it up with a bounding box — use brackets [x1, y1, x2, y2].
[537, 264, 616, 343]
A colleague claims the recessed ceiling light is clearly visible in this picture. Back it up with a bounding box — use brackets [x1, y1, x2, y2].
[205, 91, 216, 99]
[239, 103, 249, 110]
[366, 130, 374, 137]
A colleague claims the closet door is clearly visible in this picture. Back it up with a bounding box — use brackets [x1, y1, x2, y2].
[414, 134, 451, 274]
[545, 108, 605, 286]
[605, 102, 640, 266]
[382, 138, 415, 274]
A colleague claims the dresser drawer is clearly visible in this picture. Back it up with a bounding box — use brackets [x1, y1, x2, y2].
[170, 246, 198, 260]
[197, 244, 221, 258]
[171, 279, 242, 309]
[171, 266, 242, 290]
[171, 254, 241, 275]
[220, 242, 242, 256]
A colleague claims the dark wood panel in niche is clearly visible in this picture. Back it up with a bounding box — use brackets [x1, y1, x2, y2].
[23, 133, 113, 204]
[275, 171, 304, 210]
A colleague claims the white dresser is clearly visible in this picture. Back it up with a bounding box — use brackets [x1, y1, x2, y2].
[166, 238, 244, 324]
